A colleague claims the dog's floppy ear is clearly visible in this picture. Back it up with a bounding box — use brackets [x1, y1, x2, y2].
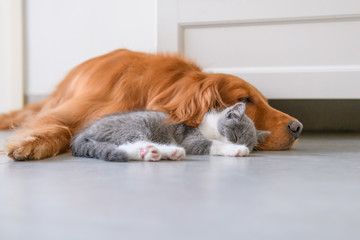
[147, 75, 226, 127]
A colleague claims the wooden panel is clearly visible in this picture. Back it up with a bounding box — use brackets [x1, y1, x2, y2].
[178, 0, 360, 23]
[183, 18, 360, 67]
[157, 0, 360, 99]
[224, 70, 360, 99]
[182, 17, 360, 98]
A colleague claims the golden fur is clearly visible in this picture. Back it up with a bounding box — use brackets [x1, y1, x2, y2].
[0, 49, 300, 160]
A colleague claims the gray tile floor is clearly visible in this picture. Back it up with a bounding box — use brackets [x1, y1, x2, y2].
[0, 130, 359, 240]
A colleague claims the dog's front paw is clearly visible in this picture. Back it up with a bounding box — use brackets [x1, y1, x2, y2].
[7, 136, 52, 160]
[5, 127, 71, 160]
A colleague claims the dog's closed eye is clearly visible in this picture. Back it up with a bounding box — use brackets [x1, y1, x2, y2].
[238, 97, 253, 103]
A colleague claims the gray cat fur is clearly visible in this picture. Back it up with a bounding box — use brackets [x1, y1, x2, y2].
[217, 102, 268, 151]
[71, 102, 269, 161]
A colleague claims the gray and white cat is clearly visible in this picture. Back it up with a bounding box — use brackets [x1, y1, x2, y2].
[71, 102, 269, 161]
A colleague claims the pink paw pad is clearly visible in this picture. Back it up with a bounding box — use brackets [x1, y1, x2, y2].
[140, 145, 161, 161]
[166, 149, 185, 160]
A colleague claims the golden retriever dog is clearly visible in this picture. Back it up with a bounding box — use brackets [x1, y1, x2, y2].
[0, 49, 303, 160]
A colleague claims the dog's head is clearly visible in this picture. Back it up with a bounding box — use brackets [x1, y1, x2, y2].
[214, 74, 303, 150]
[148, 73, 303, 150]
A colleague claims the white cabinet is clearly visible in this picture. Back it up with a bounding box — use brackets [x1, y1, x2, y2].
[157, 0, 360, 99]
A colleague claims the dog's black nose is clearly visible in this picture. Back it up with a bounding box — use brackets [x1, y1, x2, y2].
[287, 120, 303, 139]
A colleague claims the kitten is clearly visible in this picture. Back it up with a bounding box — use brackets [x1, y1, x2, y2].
[71, 102, 270, 161]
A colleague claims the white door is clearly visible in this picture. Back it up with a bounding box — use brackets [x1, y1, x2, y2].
[0, 0, 24, 113]
[157, 0, 360, 99]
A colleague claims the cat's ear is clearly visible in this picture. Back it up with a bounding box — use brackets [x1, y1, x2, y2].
[225, 102, 246, 120]
[256, 130, 270, 143]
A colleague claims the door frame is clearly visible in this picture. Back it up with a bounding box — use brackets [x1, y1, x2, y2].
[0, 0, 25, 112]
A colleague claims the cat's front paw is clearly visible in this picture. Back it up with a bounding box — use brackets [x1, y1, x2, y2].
[231, 145, 250, 157]
[140, 145, 161, 162]
[210, 141, 250, 157]
[159, 146, 185, 160]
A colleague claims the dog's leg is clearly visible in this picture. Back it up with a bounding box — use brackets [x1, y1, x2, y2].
[4, 98, 130, 160]
[5, 123, 72, 160]
[0, 101, 45, 130]
[4, 99, 86, 160]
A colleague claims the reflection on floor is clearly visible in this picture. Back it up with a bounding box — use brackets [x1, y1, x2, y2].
[1, 131, 360, 240]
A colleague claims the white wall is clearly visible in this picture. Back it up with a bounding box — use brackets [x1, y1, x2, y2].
[25, 0, 157, 97]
